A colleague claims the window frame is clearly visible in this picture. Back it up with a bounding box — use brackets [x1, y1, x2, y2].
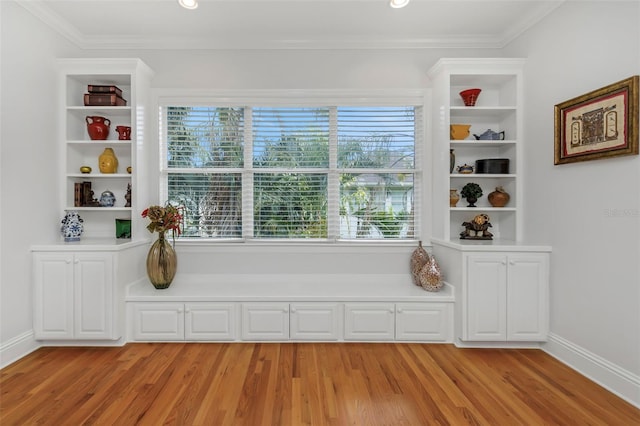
[156, 89, 429, 245]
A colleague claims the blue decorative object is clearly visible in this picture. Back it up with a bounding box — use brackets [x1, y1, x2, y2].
[61, 210, 84, 242]
[99, 190, 116, 207]
[473, 129, 505, 140]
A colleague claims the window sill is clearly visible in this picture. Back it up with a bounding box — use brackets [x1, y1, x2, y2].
[174, 238, 424, 253]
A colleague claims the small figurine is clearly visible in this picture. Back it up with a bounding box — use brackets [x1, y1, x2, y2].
[124, 183, 132, 207]
[460, 214, 493, 240]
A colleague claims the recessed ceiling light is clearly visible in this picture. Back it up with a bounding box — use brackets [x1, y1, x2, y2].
[390, 0, 410, 8]
[178, 0, 198, 10]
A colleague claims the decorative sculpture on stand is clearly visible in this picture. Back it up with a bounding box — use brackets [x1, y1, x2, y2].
[460, 214, 493, 240]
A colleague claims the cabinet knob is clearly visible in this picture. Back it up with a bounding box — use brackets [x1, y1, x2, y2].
[501, 261, 507, 266]
[290, 308, 297, 313]
[397, 308, 403, 313]
[177, 309, 183, 314]
[509, 260, 515, 266]
[389, 308, 395, 313]
[283, 308, 289, 313]
[66, 259, 72, 264]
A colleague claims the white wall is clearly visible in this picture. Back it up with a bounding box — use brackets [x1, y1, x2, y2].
[503, 0, 640, 404]
[0, 2, 80, 361]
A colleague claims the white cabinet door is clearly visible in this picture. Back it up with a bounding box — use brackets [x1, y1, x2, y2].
[132, 303, 185, 341]
[241, 303, 289, 341]
[395, 303, 450, 341]
[74, 253, 114, 339]
[344, 303, 395, 341]
[465, 253, 548, 342]
[290, 303, 340, 341]
[506, 254, 548, 341]
[185, 303, 236, 341]
[34, 252, 116, 340]
[33, 253, 75, 339]
[466, 255, 508, 341]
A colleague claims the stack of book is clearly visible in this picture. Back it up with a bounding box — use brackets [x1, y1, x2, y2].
[83, 85, 127, 106]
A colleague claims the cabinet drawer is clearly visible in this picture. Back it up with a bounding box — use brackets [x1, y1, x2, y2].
[241, 303, 289, 341]
[290, 303, 340, 341]
[395, 303, 451, 341]
[185, 303, 236, 341]
[132, 303, 184, 341]
[344, 303, 395, 341]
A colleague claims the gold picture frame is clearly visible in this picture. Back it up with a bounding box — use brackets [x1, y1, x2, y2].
[554, 75, 638, 165]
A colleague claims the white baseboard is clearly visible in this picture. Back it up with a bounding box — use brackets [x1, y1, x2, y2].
[543, 332, 640, 409]
[0, 331, 40, 369]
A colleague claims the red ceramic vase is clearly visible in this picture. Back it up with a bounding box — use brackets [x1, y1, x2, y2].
[86, 116, 111, 140]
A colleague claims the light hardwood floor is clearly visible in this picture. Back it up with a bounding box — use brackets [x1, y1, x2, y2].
[1, 343, 639, 425]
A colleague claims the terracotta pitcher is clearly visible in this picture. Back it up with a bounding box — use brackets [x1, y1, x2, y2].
[86, 116, 111, 140]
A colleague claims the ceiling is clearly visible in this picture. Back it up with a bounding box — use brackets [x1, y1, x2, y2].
[17, 0, 565, 50]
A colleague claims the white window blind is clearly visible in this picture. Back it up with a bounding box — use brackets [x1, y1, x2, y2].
[161, 103, 422, 241]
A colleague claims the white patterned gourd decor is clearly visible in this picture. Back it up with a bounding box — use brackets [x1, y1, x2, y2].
[418, 254, 443, 292]
[61, 210, 84, 242]
[410, 241, 430, 286]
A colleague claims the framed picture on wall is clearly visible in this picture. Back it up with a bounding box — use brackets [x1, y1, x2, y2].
[554, 75, 638, 164]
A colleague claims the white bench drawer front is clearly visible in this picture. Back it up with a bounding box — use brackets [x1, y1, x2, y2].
[132, 303, 184, 341]
[126, 277, 455, 343]
[395, 303, 450, 341]
[242, 303, 290, 340]
[185, 303, 236, 341]
[344, 303, 395, 341]
[290, 303, 340, 341]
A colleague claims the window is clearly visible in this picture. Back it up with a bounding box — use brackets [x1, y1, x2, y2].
[160, 101, 423, 241]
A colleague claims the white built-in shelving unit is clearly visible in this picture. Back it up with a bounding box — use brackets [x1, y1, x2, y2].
[31, 59, 154, 344]
[428, 59, 551, 346]
[59, 58, 154, 242]
[428, 58, 524, 243]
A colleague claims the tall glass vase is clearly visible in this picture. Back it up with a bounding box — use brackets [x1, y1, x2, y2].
[146, 232, 177, 289]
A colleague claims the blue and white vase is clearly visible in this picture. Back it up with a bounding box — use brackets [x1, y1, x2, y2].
[61, 210, 84, 242]
[99, 190, 116, 207]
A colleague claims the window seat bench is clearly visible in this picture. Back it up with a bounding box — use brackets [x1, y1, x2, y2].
[125, 274, 454, 343]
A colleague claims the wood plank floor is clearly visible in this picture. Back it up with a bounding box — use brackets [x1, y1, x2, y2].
[1, 343, 638, 425]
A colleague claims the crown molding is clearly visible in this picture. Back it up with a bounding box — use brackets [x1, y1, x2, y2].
[71, 35, 508, 51]
[17, 0, 565, 51]
[499, 0, 565, 46]
[16, 0, 85, 45]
